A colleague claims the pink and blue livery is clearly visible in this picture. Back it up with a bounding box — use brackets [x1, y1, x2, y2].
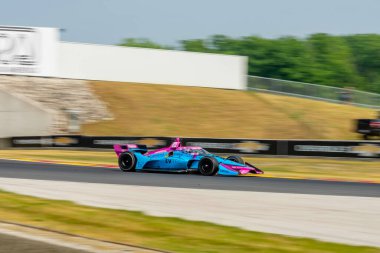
[114, 138, 263, 176]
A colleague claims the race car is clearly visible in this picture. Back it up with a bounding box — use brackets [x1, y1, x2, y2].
[114, 138, 263, 176]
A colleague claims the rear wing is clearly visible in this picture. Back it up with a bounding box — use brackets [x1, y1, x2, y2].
[114, 144, 148, 157]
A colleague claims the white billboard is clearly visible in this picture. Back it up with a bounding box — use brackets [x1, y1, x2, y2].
[0, 26, 58, 76]
[58, 42, 247, 89]
[0, 25, 247, 89]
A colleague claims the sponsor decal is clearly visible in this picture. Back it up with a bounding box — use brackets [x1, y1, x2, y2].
[234, 141, 270, 153]
[53, 137, 78, 146]
[137, 138, 166, 148]
[93, 139, 137, 145]
[351, 144, 380, 157]
[186, 142, 234, 149]
[229, 165, 245, 169]
[0, 26, 40, 74]
[12, 137, 52, 146]
[186, 140, 270, 153]
[294, 145, 351, 153]
[294, 143, 380, 157]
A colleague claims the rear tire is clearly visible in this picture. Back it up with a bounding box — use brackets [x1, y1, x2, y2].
[198, 156, 219, 176]
[118, 152, 136, 172]
[226, 155, 244, 164]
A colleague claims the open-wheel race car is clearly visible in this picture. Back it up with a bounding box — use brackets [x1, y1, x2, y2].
[114, 138, 263, 176]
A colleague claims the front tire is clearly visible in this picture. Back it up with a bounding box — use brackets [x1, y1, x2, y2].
[198, 156, 219, 176]
[118, 151, 136, 172]
[226, 155, 244, 164]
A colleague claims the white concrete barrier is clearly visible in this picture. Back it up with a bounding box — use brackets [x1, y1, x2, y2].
[1, 25, 248, 89]
[57, 42, 247, 89]
[0, 89, 54, 138]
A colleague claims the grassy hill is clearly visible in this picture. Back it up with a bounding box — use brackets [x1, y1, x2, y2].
[82, 81, 375, 139]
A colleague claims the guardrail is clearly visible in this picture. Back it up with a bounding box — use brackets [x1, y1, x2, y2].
[248, 75, 380, 109]
[6, 135, 380, 159]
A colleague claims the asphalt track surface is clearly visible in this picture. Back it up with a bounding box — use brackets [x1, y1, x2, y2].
[0, 159, 379, 197]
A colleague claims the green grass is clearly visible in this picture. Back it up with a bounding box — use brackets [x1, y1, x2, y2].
[1, 149, 379, 183]
[82, 81, 375, 139]
[0, 190, 378, 253]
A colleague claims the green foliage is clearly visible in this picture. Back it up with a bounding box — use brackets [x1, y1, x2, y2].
[118, 38, 173, 50]
[118, 34, 380, 93]
[344, 34, 380, 91]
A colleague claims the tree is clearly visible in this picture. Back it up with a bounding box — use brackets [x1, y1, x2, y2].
[306, 33, 360, 88]
[118, 38, 173, 50]
[118, 34, 380, 93]
[344, 34, 380, 92]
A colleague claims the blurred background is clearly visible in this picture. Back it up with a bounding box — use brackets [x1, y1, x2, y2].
[0, 1, 379, 253]
[1, 0, 380, 140]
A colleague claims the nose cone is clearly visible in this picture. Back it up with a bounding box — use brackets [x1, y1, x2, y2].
[221, 163, 263, 174]
[253, 168, 264, 174]
[238, 167, 263, 175]
[245, 162, 264, 174]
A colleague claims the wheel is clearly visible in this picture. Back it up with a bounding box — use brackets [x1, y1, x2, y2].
[118, 151, 136, 172]
[226, 155, 244, 164]
[198, 156, 219, 176]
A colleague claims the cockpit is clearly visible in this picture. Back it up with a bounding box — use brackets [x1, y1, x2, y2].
[181, 148, 210, 155]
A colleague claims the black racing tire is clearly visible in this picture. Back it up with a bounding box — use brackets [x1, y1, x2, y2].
[118, 151, 136, 172]
[198, 156, 219, 176]
[226, 155, 244, 165]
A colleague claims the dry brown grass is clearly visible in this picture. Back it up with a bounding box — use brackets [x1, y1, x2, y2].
[83, 81, 375, 139]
